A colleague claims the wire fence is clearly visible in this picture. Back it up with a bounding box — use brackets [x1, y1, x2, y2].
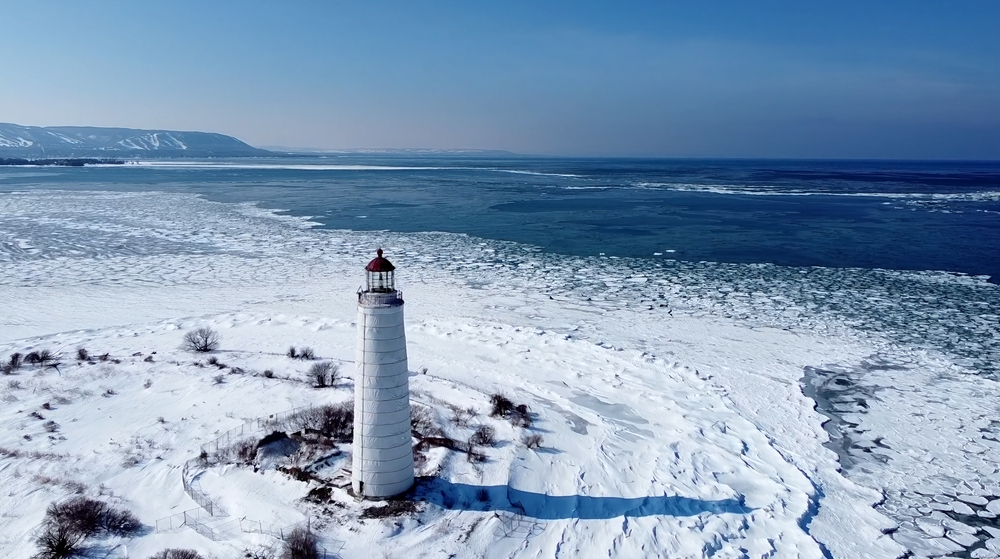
[181, 459, 224, 517]
[155, 403, 348, 550]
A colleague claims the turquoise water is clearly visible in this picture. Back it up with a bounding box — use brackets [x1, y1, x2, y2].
[2, 156, 998, 280]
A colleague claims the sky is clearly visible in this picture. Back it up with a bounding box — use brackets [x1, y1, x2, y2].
[1, 1, 998, 158]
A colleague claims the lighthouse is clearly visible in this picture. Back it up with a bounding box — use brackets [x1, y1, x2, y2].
[352, 248, 414, 498]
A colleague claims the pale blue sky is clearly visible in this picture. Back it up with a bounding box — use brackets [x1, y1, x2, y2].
[1, 2, 998, 158]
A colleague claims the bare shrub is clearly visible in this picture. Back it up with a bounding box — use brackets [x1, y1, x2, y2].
[287, 346, 298, 359]
[469, 425, 496, 447]
[282, 527, 319, 559]
[45, 497, 107, 537]
[43, 421, 59, 432]
[43, 497, 141, 542]
[243, 546, 276, 559]
[212, 374, 225, 385]
[410, 405, 441, 438]
[42, 402, 51, 410]
[33, 522, 84, 559]
[183, 327, 220, 353]
[510, 408, 532, 428]
[218, 438, 257, 464]
[264, 369, 274, 378]
[101, 508, 141, 536]
[9, 352, 22, 370]
[75, 348, 88, 361]
[466, 447, 487, 463]
[522, 434, 543, 449]
[297, 347, 314, 360]
[451, 407, 477, 427]
[489, 394, 515, 418]
[273, 403, 353, 442]
[308, 362, 337, 388]
[8, 379, 22, 389]
[147, 550, 204, 559]
[2, 363, 11, 375]
[26, 349, 56, 367]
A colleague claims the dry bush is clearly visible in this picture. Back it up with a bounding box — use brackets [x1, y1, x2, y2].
[274, 403, 353, 442]
[33, 522, 84, 559]
[101, 508, 141, 536]
[183, 327, 220, 353]
[489, 394, 515, 418]
[45, 497, 107, 537]
[282, 527, 319, 559]
[469, 425, 496, 447]
[43, 421, 59, 432]
[410, 405, 442, 439]
[75, 348, 88, 361]
[466, 446, 487, 463]
[510, 409, 532, 428]
[451, 407, 477, 427]
[286, 346, 298, 359]
[243, 545, 276, 559]
[147, 550, 204, 559]
[297, 347, 315, 360]
[43, 497, 141, 540]
[263, 369, 274, 378]
[522, 434, 543, 449]
[308, 362, 337, 388]
[212, 374, 225, 385]
[9, 352, 22, 370]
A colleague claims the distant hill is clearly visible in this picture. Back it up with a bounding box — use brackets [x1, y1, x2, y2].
[0, 123, 270, 157]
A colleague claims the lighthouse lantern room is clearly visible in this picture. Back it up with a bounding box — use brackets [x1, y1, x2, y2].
[352, 248, 414, 499]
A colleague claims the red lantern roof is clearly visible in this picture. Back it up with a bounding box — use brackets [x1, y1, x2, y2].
[365, 248, 396, 272]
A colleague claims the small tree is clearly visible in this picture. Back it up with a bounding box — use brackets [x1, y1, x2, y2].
[183, 327, 220, 353]
[33, 522, 84, 559]
[308, 362, 337, 388]
[489, 394, 515, 418]
[147, 550, 204, 559]
[282, 527, 319, 559]
[469, 425, 496, 447]
[522, 434, 543, 449]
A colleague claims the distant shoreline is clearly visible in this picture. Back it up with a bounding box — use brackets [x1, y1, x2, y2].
[0, 157, 125, 167]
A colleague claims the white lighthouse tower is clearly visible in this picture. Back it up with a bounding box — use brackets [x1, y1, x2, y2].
[352, 248, 414, 498]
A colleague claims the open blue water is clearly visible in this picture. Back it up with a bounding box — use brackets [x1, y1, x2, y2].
[1, 157, 998, 280]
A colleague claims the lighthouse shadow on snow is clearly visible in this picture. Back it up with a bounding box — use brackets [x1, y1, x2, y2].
[413, 478, 750, 520]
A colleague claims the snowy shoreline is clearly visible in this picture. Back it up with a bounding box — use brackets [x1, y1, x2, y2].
[2, 190, 999, 558]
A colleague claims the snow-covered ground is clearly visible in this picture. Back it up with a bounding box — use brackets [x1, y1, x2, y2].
[1, 190, 998, 558]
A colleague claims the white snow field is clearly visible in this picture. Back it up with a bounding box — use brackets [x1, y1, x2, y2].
[1, 190, 998, 558]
